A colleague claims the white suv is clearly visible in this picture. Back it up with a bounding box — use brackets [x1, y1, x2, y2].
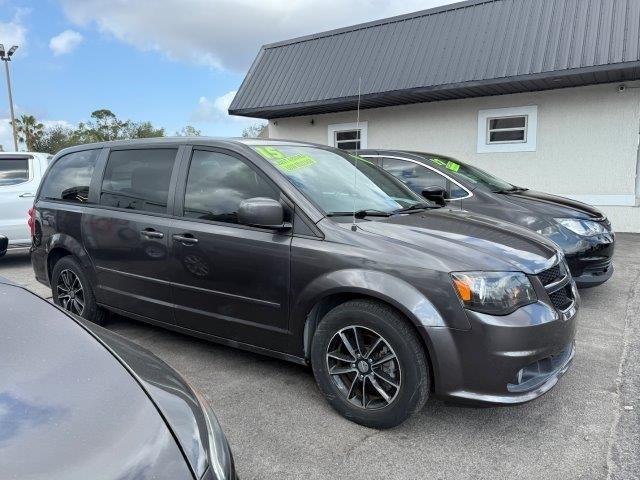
[0, 152, 51, 249]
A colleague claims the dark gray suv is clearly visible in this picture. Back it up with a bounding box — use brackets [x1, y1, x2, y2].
[31, 138, 578, 428]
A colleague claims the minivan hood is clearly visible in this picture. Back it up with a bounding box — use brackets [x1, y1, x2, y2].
[495, 189, 605, 220]
[356, 209, 559, 273]
[0, 284, 192, 480]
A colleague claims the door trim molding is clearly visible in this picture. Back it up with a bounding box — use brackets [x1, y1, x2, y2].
[96, 265, 281, 308]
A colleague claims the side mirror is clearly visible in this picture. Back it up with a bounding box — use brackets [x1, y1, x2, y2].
[0, 235, 7, 258]
[422, 186, 448, 207]
[238, 197, 291, 231]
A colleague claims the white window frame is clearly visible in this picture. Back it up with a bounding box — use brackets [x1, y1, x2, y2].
[477, 106, 537, 153]
[327, 122, 368, 150]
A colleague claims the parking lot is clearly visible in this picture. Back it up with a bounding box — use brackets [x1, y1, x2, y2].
[1, 234, 638, 480]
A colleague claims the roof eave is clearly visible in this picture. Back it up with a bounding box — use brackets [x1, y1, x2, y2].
[229, 61, 640, 119]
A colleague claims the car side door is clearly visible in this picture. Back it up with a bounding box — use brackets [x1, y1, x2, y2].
[82, 146, 181, 324]
[168, 147, 292, 352]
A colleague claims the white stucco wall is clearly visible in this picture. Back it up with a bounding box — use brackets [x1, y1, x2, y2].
[268, 82, 640, 232]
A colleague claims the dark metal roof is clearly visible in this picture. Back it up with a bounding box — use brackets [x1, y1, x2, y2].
[230, 0, 640, 119]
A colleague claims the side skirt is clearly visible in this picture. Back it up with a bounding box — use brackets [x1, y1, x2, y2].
[100, 303, 309, 366]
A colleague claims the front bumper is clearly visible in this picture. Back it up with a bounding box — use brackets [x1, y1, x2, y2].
[421, 300, 578, 405]
[564, 233, 614, 288]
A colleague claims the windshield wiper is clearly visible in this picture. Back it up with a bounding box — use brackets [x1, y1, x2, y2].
[393, 202, 438, 214]
[493, 186, 528, 194]
[327, 209, 392, 218]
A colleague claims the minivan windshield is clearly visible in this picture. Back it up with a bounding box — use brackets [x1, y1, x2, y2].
[419, 154, 515, 193]
[252, 145, 430, 216]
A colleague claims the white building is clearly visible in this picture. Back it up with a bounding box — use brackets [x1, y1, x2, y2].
[231, 0, 640, 232]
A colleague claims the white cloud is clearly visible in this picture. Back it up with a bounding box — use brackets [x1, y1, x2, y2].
[191, 90, 265, 134]
[192, 90, 250, 123]
[0, 9, 28, 52]
[0, 119, 16, 151]
[59, 0, 452, 72]
[49, 29, 83, 56]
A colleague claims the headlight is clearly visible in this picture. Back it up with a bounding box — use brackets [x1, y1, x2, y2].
[554, 218, 607, 236]
[451, 272, 537, 315]
[192, 386, 234, 480]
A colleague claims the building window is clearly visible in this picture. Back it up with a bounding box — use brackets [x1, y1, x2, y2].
[486, 116, 527, 143]
[477, 106, 537, 153]
[328, 122, 368, 150]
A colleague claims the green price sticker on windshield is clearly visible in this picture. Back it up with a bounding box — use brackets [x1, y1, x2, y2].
[432, 157, 460, 172]
[445, 161, 460, 172]
[254, 146, 286, 160]
[275, 154, 316, 171]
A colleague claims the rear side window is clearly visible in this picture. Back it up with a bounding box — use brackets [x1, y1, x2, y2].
[383, 158, 447, 192]
[40, 150, 99, 203]
[100, 149, 178, 214]
[382, 158, 468, 200]
[0, 158, 29, 186]
[183, 150, 278, 224]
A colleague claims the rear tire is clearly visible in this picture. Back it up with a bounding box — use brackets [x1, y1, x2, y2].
[311, 299, 430, 429]
[51, 256, 107, 325]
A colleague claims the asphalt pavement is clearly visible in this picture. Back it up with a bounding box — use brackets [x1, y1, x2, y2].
[1, 234, 638, 480]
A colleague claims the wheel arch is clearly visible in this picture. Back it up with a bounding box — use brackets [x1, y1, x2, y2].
[46, 233, 96, 285]
[295, 269, 445, 383]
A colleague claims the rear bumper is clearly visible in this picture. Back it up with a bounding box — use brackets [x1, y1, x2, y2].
[421, 300, 578, 405]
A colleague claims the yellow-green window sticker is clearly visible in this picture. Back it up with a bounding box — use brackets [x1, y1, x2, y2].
[431, 157, 460, 172]
[255, 146, 316, 171]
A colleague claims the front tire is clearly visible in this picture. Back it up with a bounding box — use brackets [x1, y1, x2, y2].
[311, 299, 430, 429]
[51, 256, 107, 325]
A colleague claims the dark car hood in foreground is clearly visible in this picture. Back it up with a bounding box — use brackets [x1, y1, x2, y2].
[490, 189, 605, 221]
[80, 319, 215, 480]
[356, 208, 559, 273]
[0, 283, 193, 480]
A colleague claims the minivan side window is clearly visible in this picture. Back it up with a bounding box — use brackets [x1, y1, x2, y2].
[40, 150, 99, 203]
[100, 149, 178, 214]
[183, 150, 278, 224]
[0, 158, 29, 186]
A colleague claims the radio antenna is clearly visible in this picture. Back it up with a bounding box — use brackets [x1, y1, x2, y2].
[351, 77, 362, 232]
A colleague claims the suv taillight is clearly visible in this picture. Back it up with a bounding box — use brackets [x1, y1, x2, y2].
[28, 207, 35, 237]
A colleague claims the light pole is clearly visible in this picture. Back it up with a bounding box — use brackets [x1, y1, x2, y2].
[0, 44, 19, 151]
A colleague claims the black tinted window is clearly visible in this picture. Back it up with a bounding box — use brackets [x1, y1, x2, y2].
[40, 150, 99, 203]
[184, 150, 278, 224]
[100, 149, 177, 214]
[0, 158, 29, 186]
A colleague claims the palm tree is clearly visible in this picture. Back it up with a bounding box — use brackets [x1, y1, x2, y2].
[12, 114, 45, 151]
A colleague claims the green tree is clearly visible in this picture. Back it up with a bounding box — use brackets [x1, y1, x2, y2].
[20, 109, 167, 154]
[32, 124, 78, 154]
[74, 109, 130, 143]
[241, 123, 267, 138]
[125, 121, 165, 139]
[12, 114, 45, 151]
[176, 125, 201, 136]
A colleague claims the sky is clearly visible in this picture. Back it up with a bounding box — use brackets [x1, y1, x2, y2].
[0, 0, 453, 150]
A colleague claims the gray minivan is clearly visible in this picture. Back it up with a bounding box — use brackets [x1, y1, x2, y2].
[31, 138, 578, 428]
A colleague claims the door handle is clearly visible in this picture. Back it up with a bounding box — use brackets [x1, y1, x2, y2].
[19, 193, 35, 198]
[141, 229, 164, 239]
[172, 234, 198, 245]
